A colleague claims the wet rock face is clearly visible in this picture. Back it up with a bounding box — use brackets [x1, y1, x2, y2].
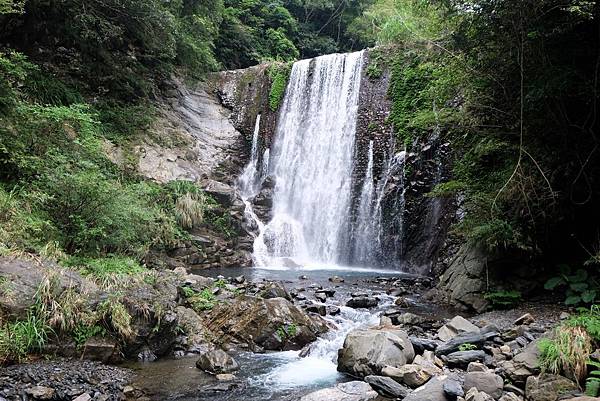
[337, 327, 415, 378]
[205, 295, 329, 351]
[430, 245, 540, 312]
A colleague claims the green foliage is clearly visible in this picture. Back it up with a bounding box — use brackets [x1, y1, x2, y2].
[72, 323, 106, 348]
[0, 0, 25, 14]
[185, 288, 217, 312]
[426, 180, 466, 198]
[0, 311, 50, 364]
[276, 323, 298, 339]
[0, 51, 36, 112]
[565, 306, 600, 341]
[585, 361, 600, 397]
[458, 343, 477, 351]
[484, 290, 522, 309]
[98, 298, 134, 339]
[539, 325, 592, 384]
[545, 265, 599, 306]
[268, 63, 292, 111]
[67, 256, 145, 279]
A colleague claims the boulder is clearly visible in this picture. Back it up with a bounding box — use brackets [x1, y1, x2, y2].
[206, 295, 328, 350]
[444, 379, 465, 400]
[260, 281, 291, 300]
[465, 387, 494, 401]
[403, 376, 450, 401]
[410, 337, 439, 354]
[174, 306, 211, 354]
[200, 179, 235, 206]
[463, 372, 504, 400]
[196, 349, 239, 374]
[381, 364, 433, 388]
[299, 381, 378, 401]
[525, 374, 578, 401]
[514, 313, 535, 326]
[438, 316, 480, 341]
[499, 393, 523, 401]
[445, 350, 487, 368]
[437, 331, 497, 356]
[338, 328, 415, 377]
[346, 296, 379, 309]
[467, 362, 488, 373]
[498, 340, 541, 384]
[364, 375, 411, 398]
[414, 351, 444, 373]
[0, 257, 97, 319]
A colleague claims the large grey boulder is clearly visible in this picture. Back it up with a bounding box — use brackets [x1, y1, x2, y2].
[299, 381, 378, 401]
[196, 349, 239, 374]
[0, 257, 97, 319]
[525, 374, 578, 401]
[338, 327, 415, 377]
[464, 371, 504, 400]
[206, 295, 328, 351]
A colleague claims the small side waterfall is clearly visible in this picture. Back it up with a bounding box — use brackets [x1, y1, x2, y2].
[253, 51, 365, 267]
[238, 114, 262, 198]
[352, 141, 376, 263]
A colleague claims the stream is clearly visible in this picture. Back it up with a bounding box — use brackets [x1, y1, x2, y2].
[128, 266, 453, 400]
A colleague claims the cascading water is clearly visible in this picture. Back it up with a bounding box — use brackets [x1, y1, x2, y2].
[238, 114, 262, 198]
[352, 140, 376, 264]
[253, 51, 365, 267]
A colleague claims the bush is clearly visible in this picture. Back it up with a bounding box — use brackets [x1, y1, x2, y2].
[268, 62, 292, 111]
[0, 312, 50, 364]
[539, 326, 591, 384]
[37, 170, 166, 254]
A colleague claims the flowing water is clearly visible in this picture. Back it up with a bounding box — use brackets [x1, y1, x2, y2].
[249, 51, 366, 268]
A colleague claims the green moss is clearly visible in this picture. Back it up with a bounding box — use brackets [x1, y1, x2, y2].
[484, 290, 522, 309]
[268, 62, 292, 111]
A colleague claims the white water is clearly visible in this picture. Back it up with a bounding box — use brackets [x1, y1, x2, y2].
[251, 295, 394, 391]
[353, 140, 376, 263]
[238, 114, 262, 198]
[252, 51, 365, 267]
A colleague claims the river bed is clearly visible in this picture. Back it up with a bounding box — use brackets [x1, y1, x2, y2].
[127, 266, 455, 401]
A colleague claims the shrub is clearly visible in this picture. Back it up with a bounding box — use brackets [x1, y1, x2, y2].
[268, 62, 292, 111]
[538, 326, 592, 385]
[0, 312, 50, 364]
[98, 298, 134, 340]
[545, 265, 598, 306]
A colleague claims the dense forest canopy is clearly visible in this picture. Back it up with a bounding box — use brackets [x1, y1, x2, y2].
[0, 0, 598, 302]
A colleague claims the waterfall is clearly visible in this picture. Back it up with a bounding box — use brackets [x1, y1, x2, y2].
[352, 141, 376, 264]
[238, 114, 262, 198]
[253, 51, 365, 267]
